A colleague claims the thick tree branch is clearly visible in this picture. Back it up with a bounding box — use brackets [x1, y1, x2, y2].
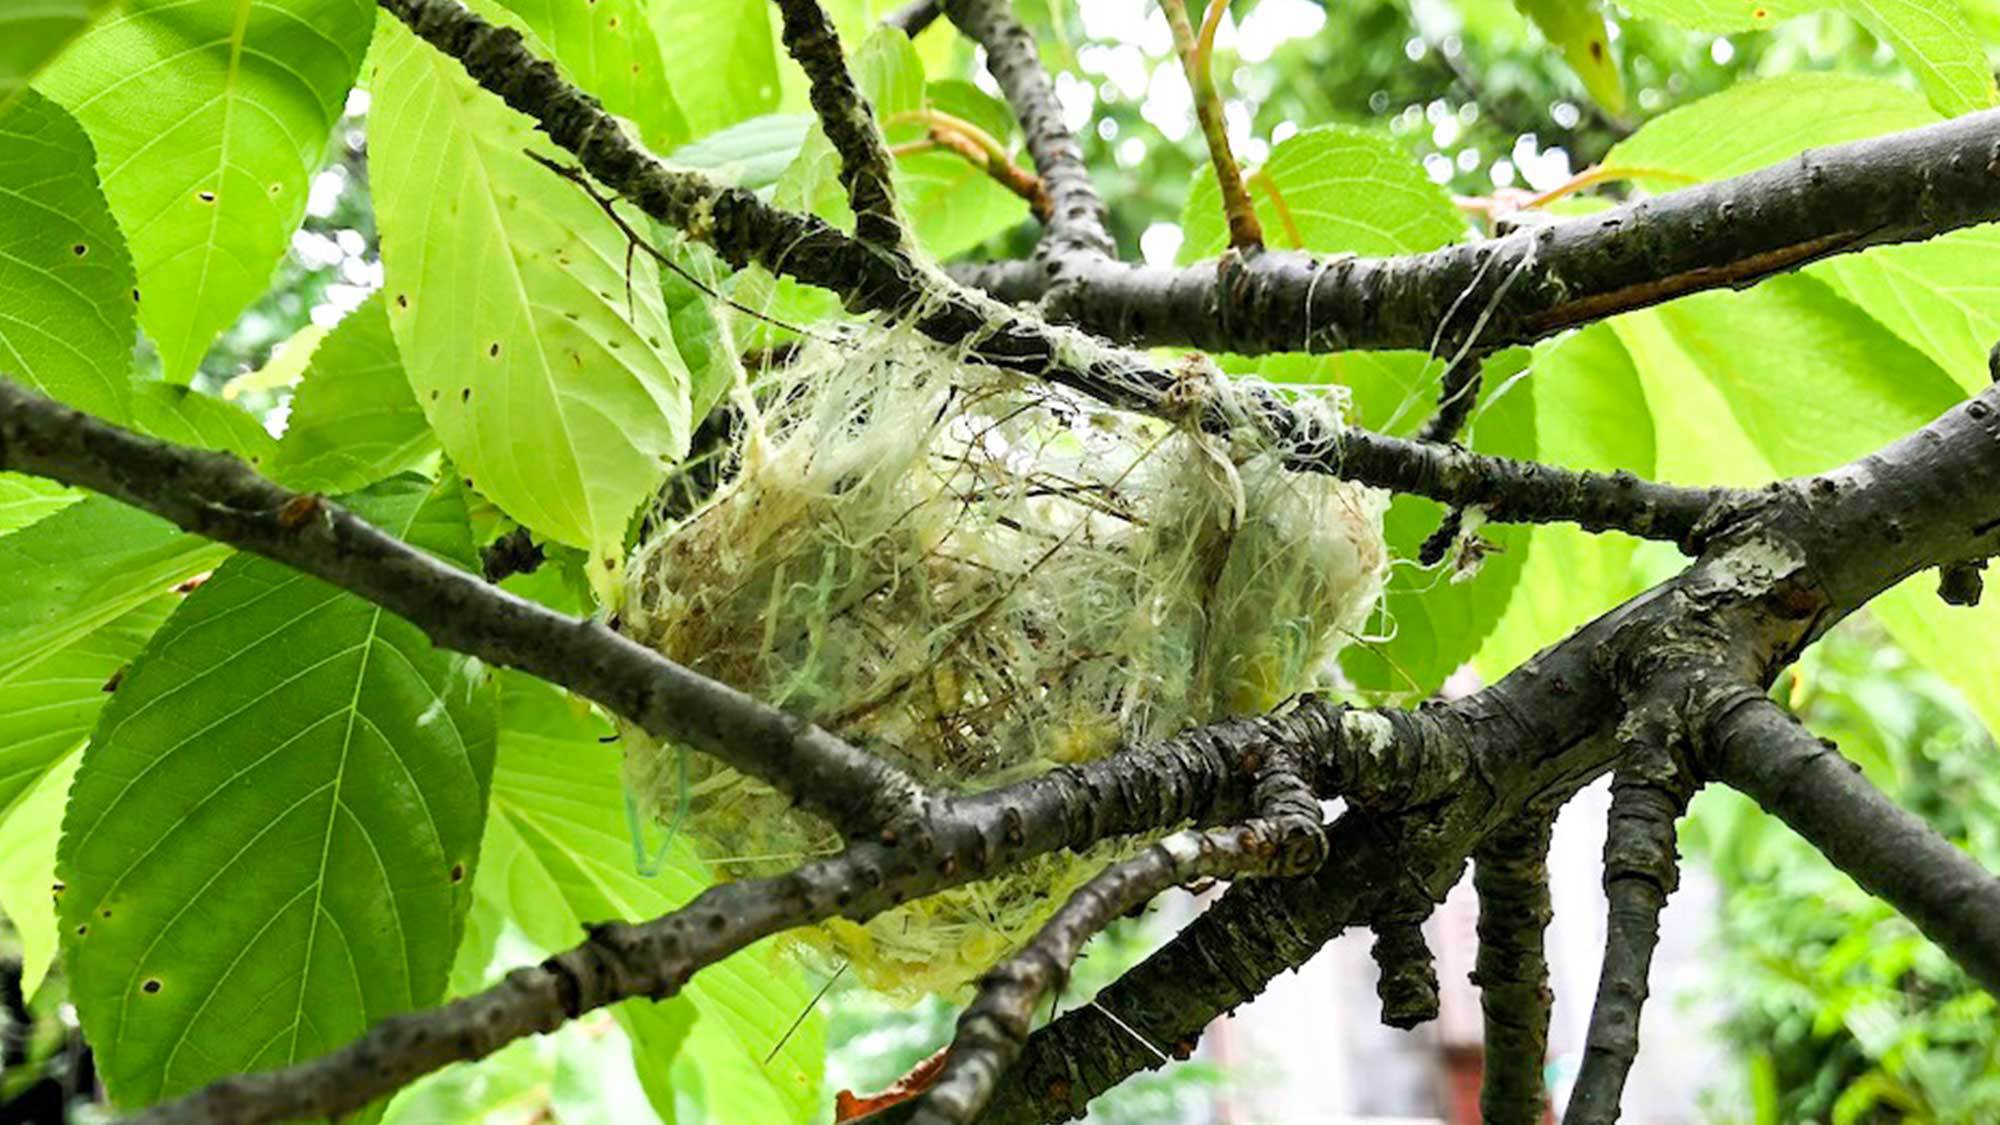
[377, 0, 1736, 546]
[1705, 692, 2000, 994]
[0, 378, 926, 843]
[1472, 815, 1554, 1125]
[950, 110, 2000, 356]
[974, 386, 2000, 1120]
[940, 0, 1115, 261]
[774, 0, 905, 246]
[1566, 717, 1695, 1125]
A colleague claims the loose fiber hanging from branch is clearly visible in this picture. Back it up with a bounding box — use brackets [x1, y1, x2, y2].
[617, 314, 1389, 999]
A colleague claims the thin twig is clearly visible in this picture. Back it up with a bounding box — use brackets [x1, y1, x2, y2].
[941, 0, 1115, 258]
[1163, 0, 1262, 250]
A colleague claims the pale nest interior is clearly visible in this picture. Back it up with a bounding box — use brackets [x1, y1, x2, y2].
[618, 319, 1389, 1000]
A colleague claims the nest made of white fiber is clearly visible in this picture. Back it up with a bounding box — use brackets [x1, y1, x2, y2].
[618, 315, 1389, 1001]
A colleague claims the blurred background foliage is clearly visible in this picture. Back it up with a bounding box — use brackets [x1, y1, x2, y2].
[1686, 622, 2000, 1125]
[5, 0, 2000, 1120]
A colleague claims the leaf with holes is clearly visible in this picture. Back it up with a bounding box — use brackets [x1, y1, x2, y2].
[36, 0, 372, 380]
[57, 477, 496, 1109]
[370, 18, 692, 581]
[0, 89, 135, 422]
[272, 293, 438, 494]
[478, 675, 824, 1122]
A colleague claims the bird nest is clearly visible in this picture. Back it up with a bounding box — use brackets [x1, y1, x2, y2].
[618, 320, 1387, 1000]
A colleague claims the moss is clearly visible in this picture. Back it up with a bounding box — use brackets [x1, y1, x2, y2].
[618, 321, 1387, 1000]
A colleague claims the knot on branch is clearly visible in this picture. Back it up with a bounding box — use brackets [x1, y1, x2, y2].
[1939, 559, 1986, 606]
[1370, 909, 1440, 1028]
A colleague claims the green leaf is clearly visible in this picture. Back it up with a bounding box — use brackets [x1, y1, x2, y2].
[668, 114, 814, 194]
[479, 676, 824, 1122]
[1872, 582, 2000, 742]
[1608, 76, 2000, 398]
[1339, 350, 1537, 697]
[1815, 226, 2000, 393]
[271, 292, 438, 494]
[491, 0, 688, 150]
[1609, 308, 1772, 486]
[1616, 0, 1994, 116]
[0, 747, 82, 999]
[0, 599, 170, 826]
[371, 18, 692, 577]
[1650, 275, 1962, 476]
[0, 0, 113, 111]
[37, 0, 374, 381]
[1475, 324, 1655, 678]
[58, 477, 496, 1108]
[655, 244, 745, 423]
[129, 382, 278, 468]
[1605, 74, 1938, 188]
[0, 498, 228, 689]
[0, 474, 77, 535]
[1513, 0, 1625, 113]
[649, 0, 782, 139]
[1178, 125, 1469, 261]
[0, 90, 136, 422]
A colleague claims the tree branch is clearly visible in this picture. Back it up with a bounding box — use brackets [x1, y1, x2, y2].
[1472, 814, 1554, 1125]
[940, 0, 1116, 261]
[774, 0, 905, 246]
[1566, 715, 1695, 1124]
[1705, 691, 2000, 994]
[950, 110, 2000, 357]
[0, 377, 927, 843]
[971, 386, 2000, 1120]
[377, 0, 1738, 546]
[882, 0, 942, 36]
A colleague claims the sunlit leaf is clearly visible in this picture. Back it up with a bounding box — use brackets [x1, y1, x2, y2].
[0, 89, 135, 422]
[649, 0, 782, 139]
[370, 18, 692, 579]
[37, 0, 374, 380]
[0, 749, 82, 999]
[128, 382, 278, 468]
[1179, 125, 1469, 261]
[479, 676, 824, 1123]
[59, 477, 496, 1109]
[492, 0, 689, 150]
[0, 499, 228, 690]
[271, 292, 439, 494]
[1616, 0, 1994, 116]
[0, 0, 115, 111]
[1475, 324, 1654, 676]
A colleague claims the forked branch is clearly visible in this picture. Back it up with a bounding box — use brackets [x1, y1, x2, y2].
[774, 0, 906, 246]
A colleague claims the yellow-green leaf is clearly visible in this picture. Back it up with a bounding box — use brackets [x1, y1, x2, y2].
[370, 18, 692, 577]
